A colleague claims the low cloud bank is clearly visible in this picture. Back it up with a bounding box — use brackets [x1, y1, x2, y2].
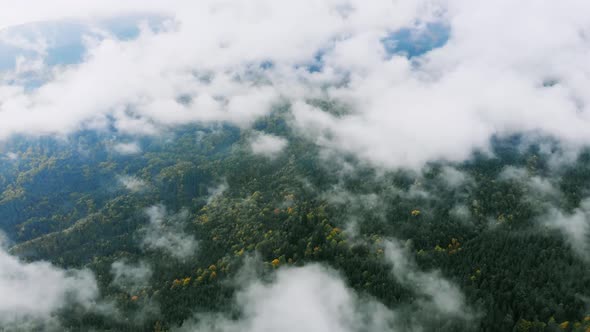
[0, 233, 99, 330]
[142, 205, 198, 260]
[249, 132, 288, 159]
[1, 1, 589, 169]
[177, 244, 474, 332]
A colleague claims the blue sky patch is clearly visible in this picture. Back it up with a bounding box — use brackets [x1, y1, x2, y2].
[0, 15, 166, 77]
[382, 22, 450, 58]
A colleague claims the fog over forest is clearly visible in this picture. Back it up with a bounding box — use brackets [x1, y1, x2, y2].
[1, 1, 590, 331]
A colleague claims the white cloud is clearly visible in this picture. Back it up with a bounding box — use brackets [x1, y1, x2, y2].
[439, 166, 469, 189]
[142, 205, 198, 260]
[113, 142, 141, 155]
[0, 233, 99, 330]
[0, 0, 175, 30]
[249, 132, 288, 159]
[542, 199, 590, 260]
[111, 260, 152, 293]
[450, 204, 471, 221]
[207, 180, 228, 204]
[496, 167, 590, 259]
[118, 175, 148, 192]
[4, 152, 18, 160]
[176, 264, 397, 332]
[291, 1, 590, 168]
[109, 259, 160, 325]
[323, 187, 388, 230]
[177, 252, 474, 332]
[498, 167, 528, 182]
[0, 0, 589, 169]
[383, 239, 472, 319]
[499, 166, 562, 203]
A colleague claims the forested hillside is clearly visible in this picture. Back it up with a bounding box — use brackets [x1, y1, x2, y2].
[1, 108, 589, 331]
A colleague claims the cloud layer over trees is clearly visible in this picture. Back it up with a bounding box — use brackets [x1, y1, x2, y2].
[1, 0, 589, 168]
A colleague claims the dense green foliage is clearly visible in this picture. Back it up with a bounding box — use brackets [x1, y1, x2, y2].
[1, 111, 590, 331]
